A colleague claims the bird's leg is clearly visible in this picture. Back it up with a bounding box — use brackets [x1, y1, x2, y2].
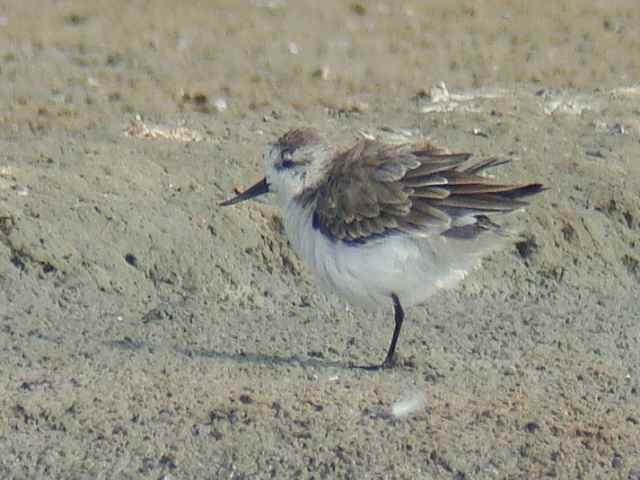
[381, 293, 404, 369]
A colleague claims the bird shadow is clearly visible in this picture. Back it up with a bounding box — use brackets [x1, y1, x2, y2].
[108, 337, 377, 370]
[178, 348, 383, 371]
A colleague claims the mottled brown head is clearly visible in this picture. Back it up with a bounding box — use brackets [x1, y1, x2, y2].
[220, 128, 327, 207]
[262, 128, 330, 205]
[273, 128, 323, 167]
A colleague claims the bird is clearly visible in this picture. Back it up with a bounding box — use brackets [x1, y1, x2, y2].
[220, 128, 544, 369]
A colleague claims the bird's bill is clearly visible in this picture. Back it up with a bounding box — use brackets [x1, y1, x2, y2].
[219, 177, 269, 206]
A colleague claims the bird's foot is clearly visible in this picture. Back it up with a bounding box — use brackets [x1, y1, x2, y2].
[351, 354, 397, 371]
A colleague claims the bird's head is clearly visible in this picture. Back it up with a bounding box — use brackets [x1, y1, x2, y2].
[220, 128, 328, 208]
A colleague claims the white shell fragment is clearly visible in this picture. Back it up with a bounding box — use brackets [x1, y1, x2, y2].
[391, 389, 427, 418]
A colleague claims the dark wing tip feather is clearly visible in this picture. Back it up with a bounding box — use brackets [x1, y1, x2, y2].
[496, 183, 546, 199]
[462, 157, 510, 174]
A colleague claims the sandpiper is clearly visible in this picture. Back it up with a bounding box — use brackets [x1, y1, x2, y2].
[221, 128, 544, 369]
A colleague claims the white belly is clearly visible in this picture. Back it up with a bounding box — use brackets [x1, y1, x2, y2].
[283, 201, 482, 310]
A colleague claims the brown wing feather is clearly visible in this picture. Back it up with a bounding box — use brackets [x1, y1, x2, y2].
[311, 139, 543, 243]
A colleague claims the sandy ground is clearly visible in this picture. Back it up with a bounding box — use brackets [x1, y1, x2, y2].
[1, 1, 640, 478]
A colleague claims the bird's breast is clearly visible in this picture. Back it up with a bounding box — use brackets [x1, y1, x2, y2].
[282, 200, 436, 309]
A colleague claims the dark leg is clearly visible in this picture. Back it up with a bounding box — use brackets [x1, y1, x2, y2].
[381, 293, 404, 369]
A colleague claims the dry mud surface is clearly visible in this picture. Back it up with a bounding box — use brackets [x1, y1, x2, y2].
[1, 1, 640, 479]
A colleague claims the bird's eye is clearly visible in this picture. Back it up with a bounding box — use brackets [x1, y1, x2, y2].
[279, 148, 295, 168]
[280, 160, 295, 168]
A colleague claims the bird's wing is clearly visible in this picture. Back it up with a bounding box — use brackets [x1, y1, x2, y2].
[311, 139, 543, 243]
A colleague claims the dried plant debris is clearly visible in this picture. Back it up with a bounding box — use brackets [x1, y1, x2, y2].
[124, 115, 203, 143]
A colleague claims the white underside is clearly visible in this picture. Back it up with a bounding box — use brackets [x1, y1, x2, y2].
[283, 199, 508, 311]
